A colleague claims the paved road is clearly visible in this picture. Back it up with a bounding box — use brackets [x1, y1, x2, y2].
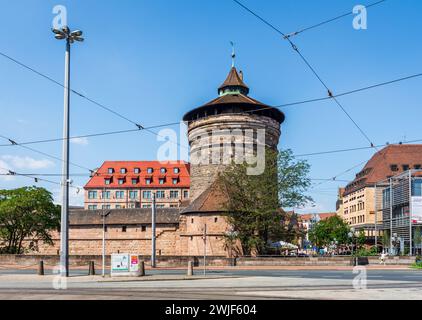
[0, 268, 421, 300]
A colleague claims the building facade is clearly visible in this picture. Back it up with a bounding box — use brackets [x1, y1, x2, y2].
[84, 161, 190, 210]
[338, 144, 422, 243]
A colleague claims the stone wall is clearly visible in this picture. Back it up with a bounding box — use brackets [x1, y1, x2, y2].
[188, 114, 281, 201]
[22, 215, 230, 257]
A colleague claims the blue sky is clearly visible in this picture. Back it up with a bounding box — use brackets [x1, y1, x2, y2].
[0, 0, 421, 211]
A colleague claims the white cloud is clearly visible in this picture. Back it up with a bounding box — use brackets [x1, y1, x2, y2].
[1, 155, 55, 170]
[0, 159, 14, 181]
[52, 186, 84, 207]
[70, 137, 89, 146]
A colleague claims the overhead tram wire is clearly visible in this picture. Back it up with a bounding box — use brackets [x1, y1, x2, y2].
[0, 68, 421, 150]
[0, 122, 181, 147]
[231, 0, 377, 149]
[0, 166, 83, 191]
[2, 48, 422, 149]
[0, 50, 194, 151]
[0, 134, 95, 174]
[283, 0, 387, 39]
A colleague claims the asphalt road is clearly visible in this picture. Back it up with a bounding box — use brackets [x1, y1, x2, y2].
[0, 268, 421, 300]
[1, 268, 422, 282]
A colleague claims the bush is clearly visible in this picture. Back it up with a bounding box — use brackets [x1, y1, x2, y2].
[354, 247, 378, 257]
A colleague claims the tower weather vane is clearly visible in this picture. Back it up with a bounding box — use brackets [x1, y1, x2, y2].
[230, 41, 236, 68]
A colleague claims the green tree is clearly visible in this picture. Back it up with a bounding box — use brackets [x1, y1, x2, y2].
[309, 215, 350, 248]
[356, 230, 366, 250]
[414, 227, 422, 255]
[220, 148, 312, 256]
[0, 187, 60, 254]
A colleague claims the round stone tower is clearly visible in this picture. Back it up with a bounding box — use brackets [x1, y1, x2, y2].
[183, 66, 285, 201]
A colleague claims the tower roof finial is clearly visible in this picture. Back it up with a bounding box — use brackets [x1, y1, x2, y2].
[230, 41, 236, 68]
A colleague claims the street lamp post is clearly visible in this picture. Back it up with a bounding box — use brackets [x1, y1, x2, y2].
[52, 26, 84, 277]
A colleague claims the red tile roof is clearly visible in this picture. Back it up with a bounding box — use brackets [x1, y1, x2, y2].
[344, 144, 422, 195]
[84, 161, 190, 189]
[300, 213, 337, 222]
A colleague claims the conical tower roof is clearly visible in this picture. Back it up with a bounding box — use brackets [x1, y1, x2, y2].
[218, 67, 249, 95]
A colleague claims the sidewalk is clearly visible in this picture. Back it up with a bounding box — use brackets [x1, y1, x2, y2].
[0, 264, 413, 272]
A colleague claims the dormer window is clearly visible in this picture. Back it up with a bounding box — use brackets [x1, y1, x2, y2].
[173, 168, 180, 174]
[172, 178, 179, 185]
[147, 168, 154, 174]
[105, 178, 112, 185]
[160, 168, 167, 174]
[120, 168, 127, 174]
[108, 168, 114, 174]
[132, 178, 139, 185]
[145, 178, 152, 185]
[134, 168, 141, 174]
[159, 178, 165, 185]
[118, 178, 125, 185]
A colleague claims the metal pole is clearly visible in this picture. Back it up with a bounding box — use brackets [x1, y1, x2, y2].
[151, 193, 156, 268]
[374, 184, 378, 252]
[60, 39, 71, 278]
[390, 178, 393, 255]
[102, 216, 106, 277]
[409, 170, 413, 256]
[203, 224, 207, 276]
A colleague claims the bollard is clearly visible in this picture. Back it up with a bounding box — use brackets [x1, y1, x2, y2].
[187, 261, 194, 276]
[139, 261, 145, 277]
[89, 261, 95, 276]
[38, 261, 44, 276]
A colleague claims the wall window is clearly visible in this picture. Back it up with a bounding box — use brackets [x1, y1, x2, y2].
[412, 179, 422, 196]
[141, 226, 146, 232]
[170, 190, 179, 199]
[115, 205, 122, 209]
[115, 191, 124, 199]
[142, 204, 151, 208]
[102, 191, 110, 199]
[415, 164, 422, 170]
[102, 204, 111, 210]
[88, 205, 97, 210]
[134, 168, 141, 174]
[184, 190, 189, 198]
[156, 191, 165, 199]
[143, 191, 152, 199]
[157, 204, 165, 208]
[173, 168, 180, 174]
[129, 191, 138, 199]
[88, 191, 97, 199]
[403, 164, 410, 171]
[122, 226, 127, 232]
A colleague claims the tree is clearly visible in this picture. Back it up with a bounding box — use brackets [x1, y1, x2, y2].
[220, 148, 312, 256]
[414, 227, 422, 255]
[0, 187, 60, 254]
[356, 230, 366, 250]
[308, 215, 350, 248]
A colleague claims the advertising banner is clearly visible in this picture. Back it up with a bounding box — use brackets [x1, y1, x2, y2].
[411, 196, 422, 224]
